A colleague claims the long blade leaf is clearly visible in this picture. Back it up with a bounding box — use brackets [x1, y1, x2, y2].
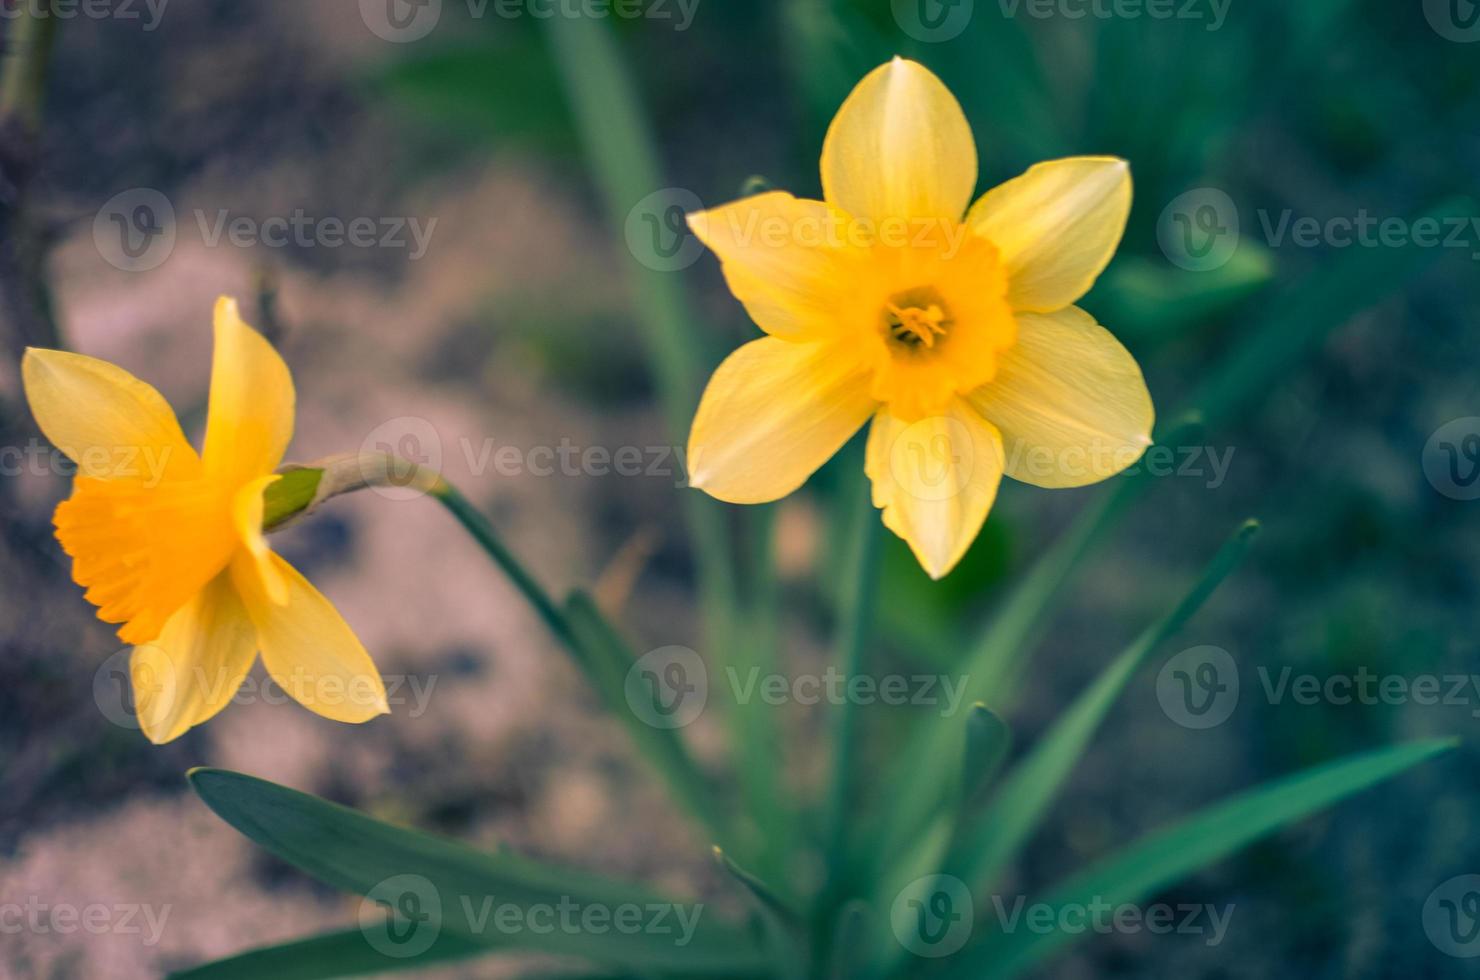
[945, 738, 1456, 979]
[186, 768, 763, 974]
[948, 520, 1260, 889]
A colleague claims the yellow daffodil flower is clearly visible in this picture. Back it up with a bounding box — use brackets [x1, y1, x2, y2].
[686, 57, 1154, 578]
[23, 297, 388, 743]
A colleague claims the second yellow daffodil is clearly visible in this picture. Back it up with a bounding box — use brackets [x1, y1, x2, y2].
[23, 298, 388, 743]
[686, 57, 1154, 578]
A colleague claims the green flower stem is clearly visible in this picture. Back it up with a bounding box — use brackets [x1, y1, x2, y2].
[0, 5, 56, 133]
[0, 5, 62, 355]
[543, 13, 778, 869]
[430, 477, 740, 848]
[428, 478, 573, 647]
[821, 466, 881, 886]
[263, 456, 733, 848]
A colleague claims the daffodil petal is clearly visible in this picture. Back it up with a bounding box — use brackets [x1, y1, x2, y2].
[968, 306, 1153, 489]
[130, 569, 257, 744]
[864, 401, 1004, 579]
[688, 192, 861, 341]
[232, 475, 288, 605]
[231, 551, 388, 724]
[21, 348, 200, 481]
[820, 57, 977, 224]
[688, 338, 876, 504]
[966, 157, 1131, 312]
[56, 475, 239, 645]
[202, 297, 295, 484]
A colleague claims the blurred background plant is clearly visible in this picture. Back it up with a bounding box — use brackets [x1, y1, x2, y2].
[1, 0, 1478, 977]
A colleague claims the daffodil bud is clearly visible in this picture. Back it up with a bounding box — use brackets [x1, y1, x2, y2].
[263, 452, 445, 532]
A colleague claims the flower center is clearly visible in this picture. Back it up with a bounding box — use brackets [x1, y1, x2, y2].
[883, 288, 952, 350]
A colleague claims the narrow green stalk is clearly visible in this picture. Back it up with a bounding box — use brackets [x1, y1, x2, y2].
[0, 7, 62, 354]
[542, 14, 772, 867]
[428, 478, 732, 847]
[0, 8, 56, 131]
[822, 469, 882, 877]
[731, 504, 794, 886]
[430, 478, 573, 647]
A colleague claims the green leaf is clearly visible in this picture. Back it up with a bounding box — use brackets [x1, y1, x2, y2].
[947, 521, 1260, 890]
[369, 41, 577, 155]
[167, 929, 487, 980]
[945, 738, 1457, 979]
[861, 442, 1163, 867]
[1091, 247, 1274, 346]
[825, 900, 876, 980]
[961, 705, 1011, 807]
[186, 769, 763, 974]
[712, 847, 804, 979]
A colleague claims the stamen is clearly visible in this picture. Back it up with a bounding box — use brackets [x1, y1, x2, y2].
[886, 301, 950, 349]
